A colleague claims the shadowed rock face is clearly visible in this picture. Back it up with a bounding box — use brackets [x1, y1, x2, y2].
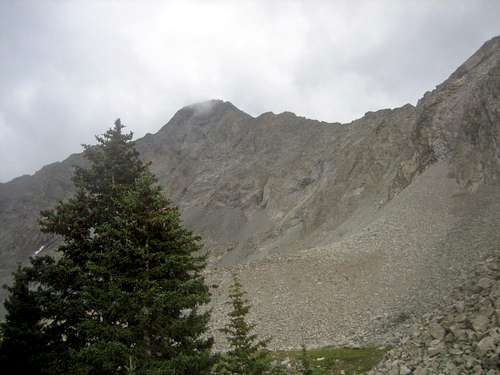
[0, 37, 499, 345]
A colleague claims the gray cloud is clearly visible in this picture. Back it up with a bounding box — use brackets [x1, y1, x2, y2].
[1, 0, 499, 182]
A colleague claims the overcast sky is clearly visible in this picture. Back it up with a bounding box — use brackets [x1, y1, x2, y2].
[1, 1, 499, 182]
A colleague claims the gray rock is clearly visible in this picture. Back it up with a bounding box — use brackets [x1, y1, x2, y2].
[428, 341, 446, 357]
[399, 365, 411, 375]
[471, 314, 490, 333]
[454, 301, 465, 314]
[477, 335, 496, 355]
[449, 325, 467, 341]
[477, 277, 495, 291]
[454, 313, 467, 323]
[494, 281, 500, 298]
[413, 367, 427, 375]
[429, 322, 445, 340]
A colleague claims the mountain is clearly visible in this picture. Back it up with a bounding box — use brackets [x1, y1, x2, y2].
[1, 36, 500, 348]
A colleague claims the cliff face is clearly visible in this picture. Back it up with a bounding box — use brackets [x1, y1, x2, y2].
[137, 99, 417, 264]
[0, 37, 499, 345]
[414, 35, 500, 189]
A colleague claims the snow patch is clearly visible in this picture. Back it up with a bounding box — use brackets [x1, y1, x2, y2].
[34, 245, 45, 256]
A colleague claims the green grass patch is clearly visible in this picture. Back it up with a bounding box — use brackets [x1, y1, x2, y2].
[273, 346, 387, 374]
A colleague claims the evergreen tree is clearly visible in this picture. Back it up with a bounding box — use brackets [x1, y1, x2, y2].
[213, 275, 271, 375]
[1, 120, 213, 374]
[0, 266, 47, 375]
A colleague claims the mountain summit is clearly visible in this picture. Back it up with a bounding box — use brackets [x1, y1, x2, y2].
[1, 36, 500, 347]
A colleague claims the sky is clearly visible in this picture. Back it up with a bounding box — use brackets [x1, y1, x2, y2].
[1, 1, 500, 182]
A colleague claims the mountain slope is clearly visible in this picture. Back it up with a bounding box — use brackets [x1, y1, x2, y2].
[0, 36, 499, 346]
[138, 99, 417, 264]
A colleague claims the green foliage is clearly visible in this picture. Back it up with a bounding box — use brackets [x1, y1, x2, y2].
[213, 275, 273, 375]
[273, 346, 388, 374]
[0, 267, 48, 374]
[1, 120, 213, 374]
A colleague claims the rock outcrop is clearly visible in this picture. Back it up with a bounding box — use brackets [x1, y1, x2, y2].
[368, 252, 499, 374]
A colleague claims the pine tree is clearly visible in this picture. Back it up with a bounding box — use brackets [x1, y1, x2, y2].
[0, 266, 47, 375]
[213, 275, 271, 375]
[1, 120, 214, 374]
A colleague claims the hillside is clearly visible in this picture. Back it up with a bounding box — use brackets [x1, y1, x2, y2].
[1, 36, 499, 348]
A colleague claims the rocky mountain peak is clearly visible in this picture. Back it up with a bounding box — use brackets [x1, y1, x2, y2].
[160, 99, 247, 130]
[1, 37, 500, 352]
[448, 35, 500, 82]
[413, 35, 500, 190]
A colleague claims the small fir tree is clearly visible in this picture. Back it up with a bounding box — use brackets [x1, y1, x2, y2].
[214, 275, 271, 375]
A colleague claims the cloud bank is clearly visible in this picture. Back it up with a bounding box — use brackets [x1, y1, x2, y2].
[1, 0, 499, 181]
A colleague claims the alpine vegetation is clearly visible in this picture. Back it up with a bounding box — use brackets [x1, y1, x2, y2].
[213, 275, 274, 375]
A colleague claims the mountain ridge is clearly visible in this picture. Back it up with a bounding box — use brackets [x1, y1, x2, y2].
[1, 36, 499, 348]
